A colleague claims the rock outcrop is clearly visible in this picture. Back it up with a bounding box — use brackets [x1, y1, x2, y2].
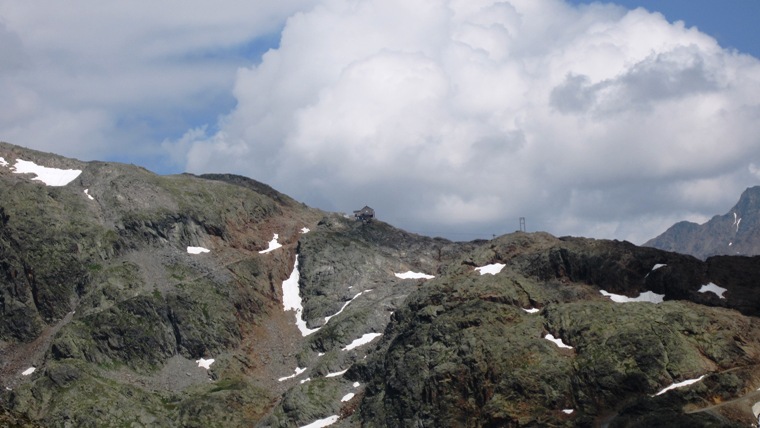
[0, 142, 324, 426]
[355, 234, 760, 426]
[3, 141, 760, 427]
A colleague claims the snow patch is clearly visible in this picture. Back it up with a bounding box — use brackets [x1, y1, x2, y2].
[562, 409, 574, 414]
[196, 358, 214, 369]
[341, 392, 355, 402]
[300, 378, 311, 384]
[600, 290, 664, 304]
[12, 159, 82, 186]
[282, 257, 320, 336]
[522, 308, 540, 314]
[300, 415, 339, 428]
[325, 369, 348, 378]
[323, 290, 370, 324]
[259, 233, 283, 253]
[353, 382, 360, 388]
[84, 189, 94, 200]
[0, 157, 8, 167]
[545, 334, 573, 349]
[21, 367, 36, 376]
[475, 263, 505, 275]
[753, 401, 760, 418]
[278, 366, 307, 382]
[645, 263, 666, 278]
[187, 246, 210, 254]
[394, 271, 434, 279]
[731, 213, 743, 232]
[301, 227, 310, 233]
[698, 282, 727, 299]
[654, 375, 705, 396]
[342, 333, 382, 351]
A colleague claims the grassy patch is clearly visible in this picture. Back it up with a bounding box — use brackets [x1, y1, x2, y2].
[208, 378, 246, 394]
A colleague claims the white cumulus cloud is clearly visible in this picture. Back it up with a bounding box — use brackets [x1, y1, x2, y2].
[168, 0, 760, 243]
[4, 1, 760, 244]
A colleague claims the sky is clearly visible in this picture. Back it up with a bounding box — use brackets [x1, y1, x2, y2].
[1, 0, 759, 244]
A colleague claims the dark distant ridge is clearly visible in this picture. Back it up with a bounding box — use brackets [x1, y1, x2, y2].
[645, 186, 760, 259]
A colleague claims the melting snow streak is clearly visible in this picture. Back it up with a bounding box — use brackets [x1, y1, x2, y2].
[282, 256, 320, 336]
[395, 271, 434, 279]
[196, 358, 214, 369]
[259, 233, 283, 253]
[323, 290, 370, 324]
[325, 369, 348, 378]
[733, 213, 742, 232]
[600, 290, 664, 304]
[21, 367, 36, 376]
[475, 263, 505, 275]
[12, 159, 81, 186]
[655, 375, 705, 396]
[278, 366, 307, 382]
[545, 334, 573, 349]
[645, 263, 666, 278]
[699, 282, 727, 299]
[187, 246, 210, 254]
[299, 415, 339, 428]
[342, 333, 382, 351]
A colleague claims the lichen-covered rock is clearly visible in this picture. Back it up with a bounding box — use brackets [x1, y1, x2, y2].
[4, 142, 760, 427]
[0, 143, 325, 426]
[355, 233, 760, 427]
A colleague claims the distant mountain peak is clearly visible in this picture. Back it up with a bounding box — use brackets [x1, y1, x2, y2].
[645, 185, 760, 259]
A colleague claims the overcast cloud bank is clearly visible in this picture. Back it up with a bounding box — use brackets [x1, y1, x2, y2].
[2, 0, 760, 243]
[0, 0, 311, 165]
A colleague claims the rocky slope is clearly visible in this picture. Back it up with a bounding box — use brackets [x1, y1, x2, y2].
[0, 141, 326, 426]
[354, 234, 760, 426]
[3, 141, 760, 427]
[645, 186, 760, 259]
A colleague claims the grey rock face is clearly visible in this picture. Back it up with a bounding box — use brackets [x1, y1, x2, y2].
[646, 186, 760, 259]
[3, 142, 760, 427]
[0, 142, 326, 426]
[355, 234, 760, 427]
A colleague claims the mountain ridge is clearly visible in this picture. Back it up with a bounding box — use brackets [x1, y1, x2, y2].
[2, 141, 760, 426]
[645, 186, 760, 259]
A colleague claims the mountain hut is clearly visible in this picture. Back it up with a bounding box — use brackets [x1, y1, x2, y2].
[354, 206, 375, 222]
